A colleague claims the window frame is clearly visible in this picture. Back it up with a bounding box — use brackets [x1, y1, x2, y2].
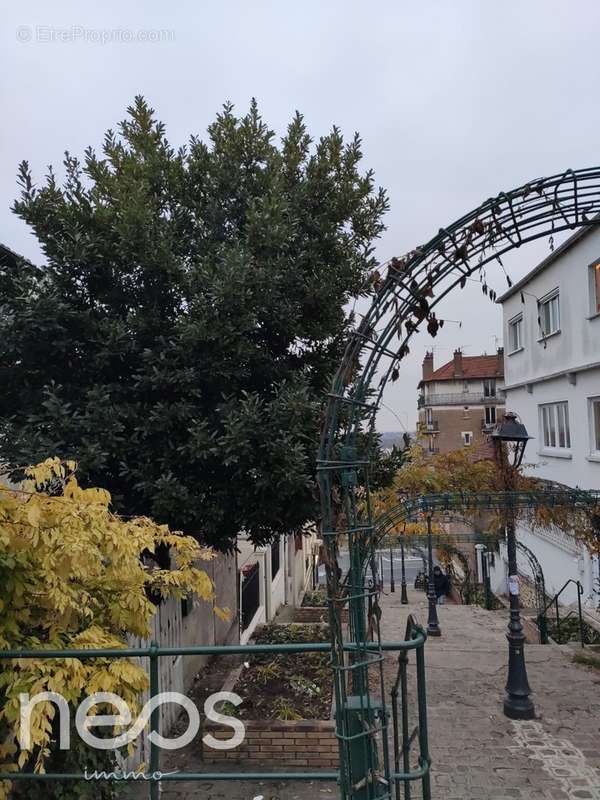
[589, 396, 600, 456]
[461, 431, 473, 447]
[507, 313, 523, 354]
[538, 401, 571, 454]
[485, 406, 497, 426]
[589, 261, 600, 316]
[483, 379, 497, 397]
[537, 289, 560, 339]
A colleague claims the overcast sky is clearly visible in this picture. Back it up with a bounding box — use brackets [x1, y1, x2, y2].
[2, 1, 599, 430]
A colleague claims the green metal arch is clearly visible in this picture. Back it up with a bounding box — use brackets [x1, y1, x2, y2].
[373, 489, 600, 541]
[318, 168, 600, 800]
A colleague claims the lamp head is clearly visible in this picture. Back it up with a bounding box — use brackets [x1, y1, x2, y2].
[491, 411, 532, 467]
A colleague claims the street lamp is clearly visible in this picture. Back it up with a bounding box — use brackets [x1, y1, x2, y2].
[426, 514, 441, 637]
[491, 411, 535, 720]
[400, 538, 409, 604]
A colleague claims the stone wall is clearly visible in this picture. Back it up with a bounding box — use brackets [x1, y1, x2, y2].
[293, 606, 348, 624]
[202, 719, 339, 768]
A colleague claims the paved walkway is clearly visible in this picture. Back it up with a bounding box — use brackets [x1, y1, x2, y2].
[157, 590, 600, 799]
[385, 590, 600, 799]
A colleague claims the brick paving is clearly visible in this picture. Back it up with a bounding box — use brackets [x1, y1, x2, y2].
[154, 589, 600, 799]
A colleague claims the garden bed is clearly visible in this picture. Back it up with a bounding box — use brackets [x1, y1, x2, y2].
[200, 622, 339, 769]
[294, 588, 348, 624]
[543, 615, 600, 646]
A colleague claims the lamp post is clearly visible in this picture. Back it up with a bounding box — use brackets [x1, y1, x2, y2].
[400, 538, 409, 604]
[491, 411, 535, 720]
[426, 514, 441, 636]
[389, 543, 395, 592]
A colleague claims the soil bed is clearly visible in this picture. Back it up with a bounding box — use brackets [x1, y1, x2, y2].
[187, 622, 333, 722]
[235, 622, 332, 720]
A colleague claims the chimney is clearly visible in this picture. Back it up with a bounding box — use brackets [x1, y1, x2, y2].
[452, 348, 463, 379]
[422, 351, 434, 381]
[496, 347, 504, 377]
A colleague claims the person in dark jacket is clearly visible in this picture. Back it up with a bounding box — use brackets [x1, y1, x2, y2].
[433, 565, 450, 604]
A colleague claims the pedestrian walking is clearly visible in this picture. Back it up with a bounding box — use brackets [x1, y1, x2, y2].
[433, 565, 450, 604]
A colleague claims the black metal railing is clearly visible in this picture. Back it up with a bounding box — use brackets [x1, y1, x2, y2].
[418, 420, 439, 433]
[422, 390, 506, 407]
[539, 579, 585, 647]
[241, 562, 261, 631]
[271, 539, 281, 578]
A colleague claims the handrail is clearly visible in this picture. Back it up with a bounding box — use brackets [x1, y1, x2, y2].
[541, 579, 583, 615]
[540, 579, 585, 648]
[390, 615, 431, 800]
[0, 627, 431, 798]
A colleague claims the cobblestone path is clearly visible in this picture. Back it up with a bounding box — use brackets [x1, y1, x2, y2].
[156, 589, 600, 799]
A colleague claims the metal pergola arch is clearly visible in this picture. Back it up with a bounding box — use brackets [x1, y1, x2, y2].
[317, 169, 600, 800]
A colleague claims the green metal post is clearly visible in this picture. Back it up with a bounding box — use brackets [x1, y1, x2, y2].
[538, 613, 549, 645]
[399, 649, 410, 800]
[149, 640, 160, 800]
[577, 581, 585, 648]
[415, 640, 432, 800]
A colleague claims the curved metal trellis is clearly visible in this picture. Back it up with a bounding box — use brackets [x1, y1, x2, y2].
[318, 169, 600, 800]
[515, 540, 547, 637]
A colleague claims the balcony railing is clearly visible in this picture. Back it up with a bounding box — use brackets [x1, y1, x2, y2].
[417, 419, 439, 433]
[420, 390, 505, 407]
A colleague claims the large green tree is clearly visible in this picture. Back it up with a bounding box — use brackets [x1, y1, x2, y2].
[0, 97, 391, 550]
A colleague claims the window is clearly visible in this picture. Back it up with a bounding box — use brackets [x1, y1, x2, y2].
[590, 397, 600, 454]
[538, 291, 560, 337]
[590, 263, 600, 314]
[485, 406, 496, 425]
[540, 402, 571, 450]
[461, 431, 472, 446]
[483, 379, 496, 397]
[426, 407, 433, 425]
[508, 314, 523, 352]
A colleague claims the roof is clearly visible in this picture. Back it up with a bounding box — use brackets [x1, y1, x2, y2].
[426, 354, 503, 382]
[0, 244, 26, 269]
[497, 222, 599, 303]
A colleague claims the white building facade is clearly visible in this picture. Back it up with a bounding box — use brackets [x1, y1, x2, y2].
[496, 225, 600, 607]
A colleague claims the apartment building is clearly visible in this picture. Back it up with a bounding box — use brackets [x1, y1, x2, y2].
[495, 224, 600, 606]
[417, 348, 506, 456]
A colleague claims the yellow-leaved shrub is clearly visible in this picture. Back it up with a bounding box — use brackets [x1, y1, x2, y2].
[0, 458, 227, 795]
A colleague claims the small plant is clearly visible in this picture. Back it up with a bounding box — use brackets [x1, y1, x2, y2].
[273, 698, 302, 721]
[218, 700, 241, 718]
[255, 661, 282, 685]
[290, 675, 321, 697]
[302, 589, 328, 608]
[544, 615, 600, 645]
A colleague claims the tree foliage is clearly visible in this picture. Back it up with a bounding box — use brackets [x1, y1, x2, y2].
[372, 446, 499, 535]
[372, 446, 600, 553]
[0, 97, 389, 550]
[0, 458, 222, 796]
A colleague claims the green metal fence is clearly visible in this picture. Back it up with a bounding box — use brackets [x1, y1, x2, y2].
[0, 625, 431, 800]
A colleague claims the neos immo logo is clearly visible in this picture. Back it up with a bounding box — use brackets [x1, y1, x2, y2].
[19, 691, 245, 751]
